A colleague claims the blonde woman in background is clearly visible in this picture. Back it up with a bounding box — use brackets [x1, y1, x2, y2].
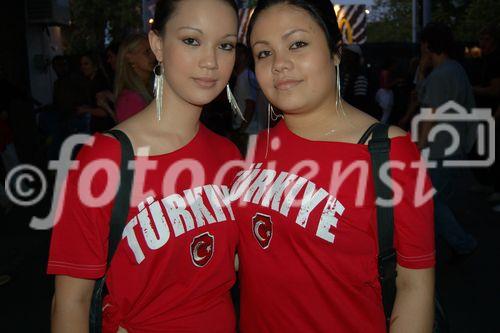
[114, 33, 156, 122]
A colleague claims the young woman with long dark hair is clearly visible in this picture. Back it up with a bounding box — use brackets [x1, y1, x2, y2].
[49, 1, 242, 332]
[233, 1, 435, 332]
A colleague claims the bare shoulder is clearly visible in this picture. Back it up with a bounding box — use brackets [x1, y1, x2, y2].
[388, 125, 407, 139]
[100, 119, 145, 156]
[106, 117, 139, 139]
[347, 104, 407, 142]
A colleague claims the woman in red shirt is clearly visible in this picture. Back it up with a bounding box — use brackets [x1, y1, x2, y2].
[233, 0, 435, 332]
[49, 0, 242, 332]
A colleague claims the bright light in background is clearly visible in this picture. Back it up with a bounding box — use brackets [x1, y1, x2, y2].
[148, 18, 154, 24]
[365, 9, 370, 14]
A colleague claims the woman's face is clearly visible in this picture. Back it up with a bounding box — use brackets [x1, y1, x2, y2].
[250, 4, 337, 114]
[129, 39, 156, 75]
[80, 56, 96, 78]
[149, 0, 237, 107]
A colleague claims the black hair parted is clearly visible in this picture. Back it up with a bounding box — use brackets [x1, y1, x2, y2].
[246, 0, 342, 56]
[151, 0, 239, 35]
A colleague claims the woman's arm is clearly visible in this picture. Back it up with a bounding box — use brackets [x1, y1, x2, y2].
[51, 275, 95, 333]
[389, 265, 435, 333]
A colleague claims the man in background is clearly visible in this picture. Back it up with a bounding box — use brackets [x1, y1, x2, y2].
[473, 24, 500, 211]
[417, 22, 478, 259]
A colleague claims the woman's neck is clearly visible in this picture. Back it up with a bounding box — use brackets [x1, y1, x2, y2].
[283, 93, 349, 141]
[144, 84, 202, 139]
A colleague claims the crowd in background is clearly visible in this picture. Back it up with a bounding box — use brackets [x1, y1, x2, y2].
[0, 22, 499, 279]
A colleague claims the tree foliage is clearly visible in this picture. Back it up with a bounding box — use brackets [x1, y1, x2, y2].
[459, 0, 500, 41]
[66, 0, 143, 54]
[366, 0, 413, 43]
[367, 0, 500, 43]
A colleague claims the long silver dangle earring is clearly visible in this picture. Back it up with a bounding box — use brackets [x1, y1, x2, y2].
[265, 103, 283, 159]
[335, 63, 346, 117]
[265, 103, 272, 159]
[269, 104, 283, 121]
[153, 62, 164, 121]
[226, 84, 245, 121]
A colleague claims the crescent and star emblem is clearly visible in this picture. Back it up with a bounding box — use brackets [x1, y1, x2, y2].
[252, 213, 273, 249]
[254, 221, 267, 242]
[193, 241, 208, 261]
[190, 232, 214, 267]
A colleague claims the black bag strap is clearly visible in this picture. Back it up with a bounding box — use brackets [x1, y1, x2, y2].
[105, 129, 135, 265]
[89, 129, 135, 333]
[358, 122, 379, 145]
[367, 123, 397, 331]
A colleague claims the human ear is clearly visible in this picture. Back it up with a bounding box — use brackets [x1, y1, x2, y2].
[149, 30, 163, 63]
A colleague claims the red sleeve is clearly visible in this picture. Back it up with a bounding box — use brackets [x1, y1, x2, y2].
[116, 90, 147, 123]
[47, 134, 121, 278]
[391, 134, 435, 269]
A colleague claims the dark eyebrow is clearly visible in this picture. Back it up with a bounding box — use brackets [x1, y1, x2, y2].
[177, 26, 203, 34]
[252, 40, 270, 48]
[282, 28, 309, 40]
[252, 28, 309, 48]
[177, 27, 236, 40]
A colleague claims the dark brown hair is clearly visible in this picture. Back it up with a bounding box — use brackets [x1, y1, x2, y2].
[247, 0, 342, 55]
[151, 0, 239, 35]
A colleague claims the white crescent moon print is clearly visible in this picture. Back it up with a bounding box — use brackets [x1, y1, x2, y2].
[254, 221, 267, 242]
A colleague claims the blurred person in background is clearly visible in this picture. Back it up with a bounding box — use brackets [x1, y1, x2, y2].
[474, 24, 500, 110]
[114, 33, 155, 123]
[418, 22, 478, 259]
[341, 44, 369, 113]
[472, 24, 500, 210]
[92, 41, 122, 120]
[106, 41, 120, 84]
[46, 55, 74, 159]
[399, 56, 433, 130]
[376, 56, 404, 124]
[52, 55, 70, 82]
[77, 53, 115, 133]
[233, 43, 257, 154]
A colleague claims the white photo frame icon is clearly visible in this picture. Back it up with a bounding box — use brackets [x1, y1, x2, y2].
[411, 101, 495, 168]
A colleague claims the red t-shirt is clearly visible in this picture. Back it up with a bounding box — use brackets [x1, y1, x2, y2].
[233, 121, 435, 333]
[48, 124, 241, 333]
[115, 89, 147, 123]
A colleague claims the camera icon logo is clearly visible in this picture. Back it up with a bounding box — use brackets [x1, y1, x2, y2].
[411, 101, 495, 167]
